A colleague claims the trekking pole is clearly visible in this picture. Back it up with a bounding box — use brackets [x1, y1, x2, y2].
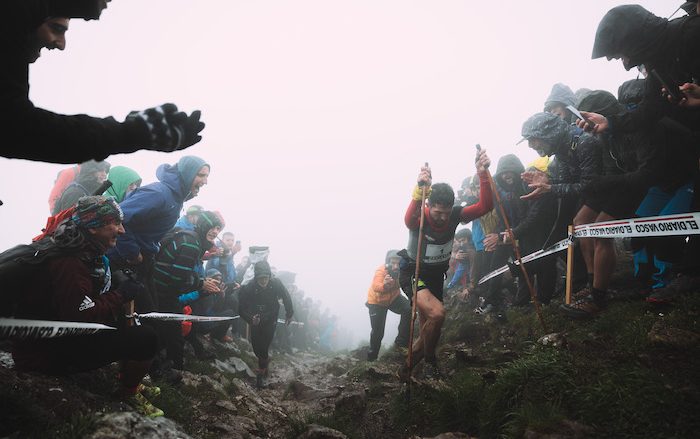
[477, 144, 548, 333]
[406, 162, 429, 402]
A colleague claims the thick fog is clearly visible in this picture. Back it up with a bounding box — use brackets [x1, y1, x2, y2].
[0, 0, 676, 349]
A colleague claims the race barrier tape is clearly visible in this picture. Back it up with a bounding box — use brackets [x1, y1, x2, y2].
[137, 313, 239, 322]
[0, 318, 115, 340]
[477, 212, 700, 285]
[573, 212, 700, 239]
[478, 235, 573, 285]
[276, 319, 305, 326]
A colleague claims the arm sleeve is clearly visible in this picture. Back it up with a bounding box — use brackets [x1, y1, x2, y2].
[459, 171, 494, 222]
[154, 233, 202, 294]
[50, 257, 123, 323]
[178, 291, 201, 305]
[512, 197, 549, 240]
[113, 187, 165, 260]
[550, 137, 602, 198]
[277, 281, 294, 318]
[404, 199, 421, 229]
[371, 267, 396, 294]
[237, 286, 254, 324]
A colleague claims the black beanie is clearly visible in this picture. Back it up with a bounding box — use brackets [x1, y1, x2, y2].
[254, 261, 272, 278]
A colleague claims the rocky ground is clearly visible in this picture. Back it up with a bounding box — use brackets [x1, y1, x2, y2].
[1, 273, 699, 438]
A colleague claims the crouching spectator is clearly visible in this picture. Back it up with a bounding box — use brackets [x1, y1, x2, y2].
[10, 196, 163, 417]
[365, 250, 411, 361]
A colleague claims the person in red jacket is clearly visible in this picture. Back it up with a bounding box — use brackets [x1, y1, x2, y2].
[365, 249, 411, 361]
[397, 149, 493, 381]
[10, 195, 164, 417]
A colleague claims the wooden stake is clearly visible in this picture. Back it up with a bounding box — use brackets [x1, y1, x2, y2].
[565, 224, 574, 305]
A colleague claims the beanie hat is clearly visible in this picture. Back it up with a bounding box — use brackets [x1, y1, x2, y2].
[72, 196, 123, 229]
[186, 205, 203, 216]
[206, 268, 223, 279]
[254, 261, 272, 278]
[577, 90, 625, 118]
[195, 210, 223, 237]
[177, 156, 208, 193]
[520, 112, 570, 146]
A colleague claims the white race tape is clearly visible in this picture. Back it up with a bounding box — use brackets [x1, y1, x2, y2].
[0, 318, 115, 339]
[477, 212, 700, 285]
[478, 235, 572, 285]
[138, 312, 238, 322]
[573, 213, 700, 239]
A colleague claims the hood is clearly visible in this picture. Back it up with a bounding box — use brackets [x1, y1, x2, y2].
[592, 5, 670, 70]
[521, 112, 571, 153]
[177, 156, 209, 201]
[104, 166, 141, 203]
[156, 163, 186, 201]
[577, 90, 625, 118]
[495, 154, 525, 189]
[77, 160, 110, 185]
[385, 249, 400, 264]
[574, 88, 593, 107]
[544, 83, 576, 110]
[617, 78, 646, 106]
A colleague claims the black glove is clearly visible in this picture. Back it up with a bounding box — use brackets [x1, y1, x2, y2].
[127, 103, 205, 152]
[118, 279, 142, 303]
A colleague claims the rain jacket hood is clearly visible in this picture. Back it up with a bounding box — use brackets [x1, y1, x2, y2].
[494, 154, 525, 190]
[617, 79, 646, 107]
[521, 112, 571, 155]
[592, 5, 672, 70]
[578, 90, 626, 118]
[544, 83, 576, 110]
[104, 166, 141, 203]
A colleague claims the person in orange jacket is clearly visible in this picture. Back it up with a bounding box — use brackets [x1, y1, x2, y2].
[365, 250, 411, 361]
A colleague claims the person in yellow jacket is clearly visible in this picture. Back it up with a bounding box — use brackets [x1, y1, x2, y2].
[365, 250, 411, 361]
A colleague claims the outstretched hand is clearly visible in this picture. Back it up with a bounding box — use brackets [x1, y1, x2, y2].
[676, 83, 700, 107]
[520, 182, 552, 200]
[575, 111, 608, 134]
[521, 169, 549, 186]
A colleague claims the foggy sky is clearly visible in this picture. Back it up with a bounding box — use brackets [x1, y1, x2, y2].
[0, 0, 678, 347]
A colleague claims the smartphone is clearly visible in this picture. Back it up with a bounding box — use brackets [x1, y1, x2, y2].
[650, 69, 682, 104]
[566, 105, 597, 129]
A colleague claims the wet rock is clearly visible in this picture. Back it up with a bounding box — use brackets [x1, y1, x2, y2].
[416, 433, 474, 439]
[214, 357, 256, 378]
[537, 332, 567, 348]
[523, 419, 595, 439]
[0, 350, 14, 369]
[87, 412, 192, 439]
[215, 399, 238, 413]
[648, 322, 700, 350]
[297, 424, 349, 439]
[334, 390, 366, 414]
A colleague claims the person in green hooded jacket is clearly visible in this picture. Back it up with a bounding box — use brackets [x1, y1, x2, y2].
[104, 166, 142, 203]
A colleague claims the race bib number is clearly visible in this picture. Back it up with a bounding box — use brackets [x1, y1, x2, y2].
[424, 241, 453, 263]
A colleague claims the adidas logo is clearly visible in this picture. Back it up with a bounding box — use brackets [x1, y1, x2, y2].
[79, 295, 95, 312]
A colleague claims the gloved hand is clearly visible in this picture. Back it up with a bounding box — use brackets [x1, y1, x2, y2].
[118, 279, 142, 303]
[412, 185, 432, 201]
[127, 103, 205, 152]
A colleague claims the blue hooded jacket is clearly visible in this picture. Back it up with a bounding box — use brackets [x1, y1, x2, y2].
[109, 156, 208, 261]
